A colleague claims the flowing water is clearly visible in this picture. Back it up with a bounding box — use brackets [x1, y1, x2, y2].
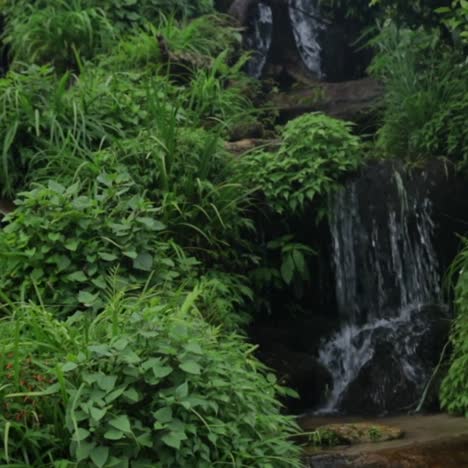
[246, 0, 323, 78]
[245, 2, 273, 78]
[318, 170, 441, 412]
[288, 0, 324, 78]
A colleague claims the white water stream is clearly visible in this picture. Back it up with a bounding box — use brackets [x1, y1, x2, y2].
[318, 172, 441, 412]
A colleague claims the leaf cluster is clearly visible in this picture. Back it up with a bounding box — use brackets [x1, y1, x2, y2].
[0, 291, 302, 466]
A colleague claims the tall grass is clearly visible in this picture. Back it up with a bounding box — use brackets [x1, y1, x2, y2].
[368, 23, 468, 161]
[3, 0, 116, 72]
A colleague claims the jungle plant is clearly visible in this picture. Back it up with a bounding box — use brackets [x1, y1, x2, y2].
[368, 22, 468, 162]
[238, 113, 362, 216]
[440, 238, 468, 416]
[0, 172, 189, 316]
[2, 0, 115, 72]
[436, 0, 468, 44]
[251, 235, 316, 300]
[0, 290, 302, 466]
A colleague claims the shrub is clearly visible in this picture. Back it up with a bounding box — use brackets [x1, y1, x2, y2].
[0, 171, 189, 316]
[440, 240, 468, 416]
[368, 23, 468, 161]
[101, 15, 241, 72]
[97, 0, 214, 31]
[0, 291, 302, 466]
[0, 65, 58, 196]
[238, 112, 362, 215]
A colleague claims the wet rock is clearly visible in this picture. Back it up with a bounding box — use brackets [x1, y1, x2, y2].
[257, 345, 333, 412]
[228, 121, 265, 141]
[338, 305, 451, 414]
[224, 138, 281, 155]
[270, 78, 384, 124]
[305, 435, 468, 468]
[314, 423, 403, 445]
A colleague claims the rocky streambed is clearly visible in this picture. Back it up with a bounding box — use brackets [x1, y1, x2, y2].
[301, 414, 468, 468]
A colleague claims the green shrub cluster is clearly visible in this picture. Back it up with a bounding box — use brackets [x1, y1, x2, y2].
[440, 240, 468, 417]
[0, 1, 311, 465]
[238, 113, 362, 215]
[0, 293, 301, 466]
[369, 22, 468, 164]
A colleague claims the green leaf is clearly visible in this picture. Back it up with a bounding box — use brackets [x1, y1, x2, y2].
[98, 252, 118, 261]
[67, 271, 87, 282]
[175, 381, 189, 399]
[133, 251, 153, 271]
[104, 428, 124, 440]
[184, 342, 203, 354]
[179, 360, 201, 375]
[48, 180, 65, 194]
[281, 254, 295, 285]
[109, 415, 131, 434]
[72, 428, 90, 442]
[161, 431, 187, 450]
[75, 441, 96, 462]
[154, 407, 173, 424]
[62, 362, 78, 373]
[78, 290, 99, 306]
[292, 250, 306, 275]
[65, 239, 79, 251]
[97, 374, 117, 392]
[90, 407, 107, 422]
[90, 446, 109, 468]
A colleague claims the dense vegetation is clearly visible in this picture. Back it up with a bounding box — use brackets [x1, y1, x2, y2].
[0, 0, 467, 464]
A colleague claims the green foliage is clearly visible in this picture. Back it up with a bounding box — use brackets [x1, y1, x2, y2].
[239, 113, 362, 216]
[0, 291, 302, 466]
[98, 0, 214, 29]
[369, 23, 468, 162]
[2, 0, 115, 72]
[440, 239, 468, 416]
[251, 235, 316, 300]
[99, 14, 241, 73]
[308, 428, 340, 447]
[0, 173, 187, 316]
[436, 0, 468, 44]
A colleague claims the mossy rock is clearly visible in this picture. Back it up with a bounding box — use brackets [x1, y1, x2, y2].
[316, 423, 404, 445]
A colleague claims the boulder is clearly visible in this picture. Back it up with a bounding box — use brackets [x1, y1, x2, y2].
[314, 422, 403, 445]
[270, 77, 384, 124]
[257, 345, 333, 412]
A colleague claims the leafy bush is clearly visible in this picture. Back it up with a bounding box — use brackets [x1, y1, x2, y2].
[101, 15, 241, 73]
[98, 0, 214, 30]
[369, 23, 468, 162]
[440, 240, 468, 416]
[0, 172, 188, 316]
[436, 0, 468, 44]
[0, 292, 302, 466]
[239, 112, 362, 215]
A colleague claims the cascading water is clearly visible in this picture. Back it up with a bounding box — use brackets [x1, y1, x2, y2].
[288, 0, 324, 78]
[245, 2, 273, 78]
[318, 170, 442, 413]
[245, 0, 324, 78]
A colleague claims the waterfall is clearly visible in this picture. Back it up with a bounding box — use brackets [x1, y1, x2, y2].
[245, 3, 273, 78]
[246, 0, 323, 78]
[288, 0, 324, 78]
[318, 170, 442, 413]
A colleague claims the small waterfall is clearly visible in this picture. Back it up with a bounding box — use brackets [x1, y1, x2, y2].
[245, 3, 273, 78]
[318, 169, 442, 413]
[288, 0, 324, 78]
[246, 0, 323, 78]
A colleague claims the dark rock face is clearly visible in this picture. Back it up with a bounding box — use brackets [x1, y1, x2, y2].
[270, 77, 384, 125]
[339, 305, 451, 414]
[258, 345, 333, 412]
[250, 160, 468, 415]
